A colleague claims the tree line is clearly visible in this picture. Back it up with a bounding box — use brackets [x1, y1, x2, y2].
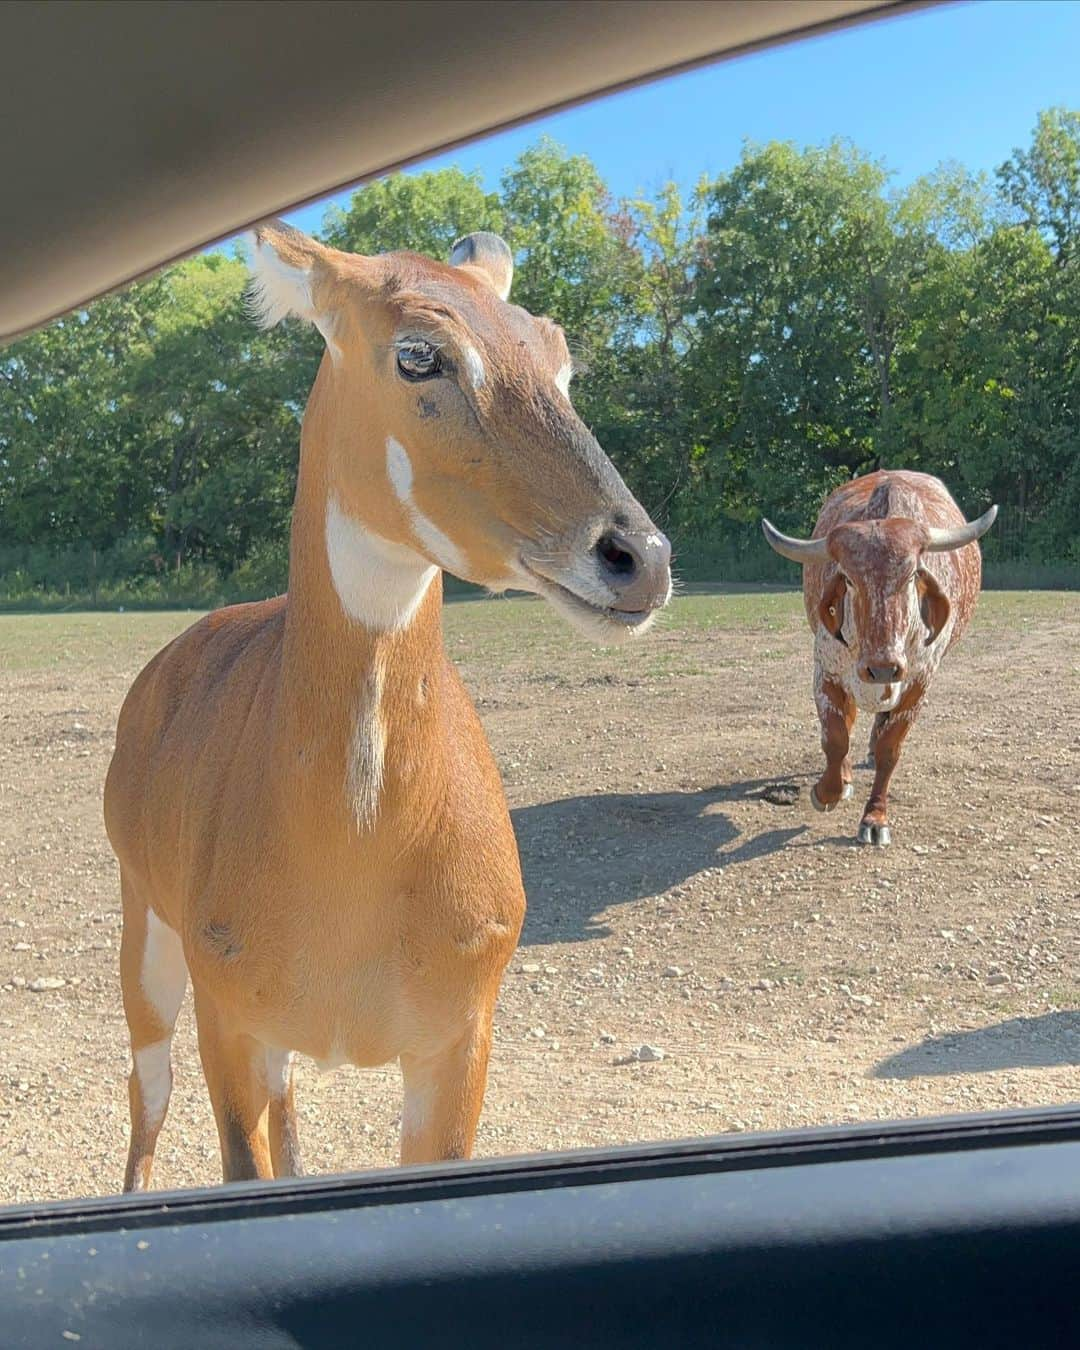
[1, 109, 1078, 605]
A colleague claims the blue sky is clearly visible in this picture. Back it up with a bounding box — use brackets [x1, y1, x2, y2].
[268, 0, 1079, 240]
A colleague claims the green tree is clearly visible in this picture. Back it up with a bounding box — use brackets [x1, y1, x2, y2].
[3, 115, 1080, 600]
[500, 139, 633, 333]
[128, 252, 321, 573]
[998, 107, 1080, 264]
[322, 167, 503, 260]
[587, 183, 703, 527]
[687, 141, 898, 531]
[498, 139, 649, 504]
[0, 280, 163, 553]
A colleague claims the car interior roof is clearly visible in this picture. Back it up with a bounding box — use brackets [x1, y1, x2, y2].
[1, 0, 923, 341]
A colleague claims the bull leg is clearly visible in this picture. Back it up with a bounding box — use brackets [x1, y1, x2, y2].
[857, 683, 926, 847]
[811, 676, 856, 812]
[867, 711, 889, 768]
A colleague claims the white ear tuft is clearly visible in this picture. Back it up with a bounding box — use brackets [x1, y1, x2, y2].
[245, 231, 318, 331]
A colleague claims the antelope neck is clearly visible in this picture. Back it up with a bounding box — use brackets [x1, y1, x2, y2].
[278, 366, 445, 809]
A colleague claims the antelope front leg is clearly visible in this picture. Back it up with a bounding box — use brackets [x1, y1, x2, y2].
[811, 676, 856, 813]
[399, 1003, 496, 1166]
[266, 1049, 304, 1179]
[857, 683, 925, 847]
[193, 989, 275, 1183]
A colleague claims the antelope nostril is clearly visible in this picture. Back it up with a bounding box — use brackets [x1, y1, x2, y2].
[595, 533, 638, 579]
[591, 527, 671, 613]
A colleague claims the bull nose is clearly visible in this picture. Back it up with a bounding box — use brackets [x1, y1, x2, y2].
[594, 529, 672, 612]
[862, 662, 905, 684]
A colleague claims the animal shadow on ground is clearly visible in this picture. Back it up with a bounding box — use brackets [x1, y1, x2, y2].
[872, 1012, 1080, 1079]
[513, 780, 808, 946]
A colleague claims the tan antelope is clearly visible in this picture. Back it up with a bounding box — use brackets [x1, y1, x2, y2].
[105, 222, 672, 1189]
[762, 470, 996, 847]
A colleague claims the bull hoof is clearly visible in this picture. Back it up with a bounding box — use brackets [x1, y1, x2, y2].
[857, 822, 891, 847]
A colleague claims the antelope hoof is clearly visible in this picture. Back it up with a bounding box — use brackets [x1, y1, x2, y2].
[811, 783, 851, 813]
[857, 821, 891, 848]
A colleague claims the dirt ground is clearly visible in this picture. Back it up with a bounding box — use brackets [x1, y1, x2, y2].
[1, 588, 1077, 1206]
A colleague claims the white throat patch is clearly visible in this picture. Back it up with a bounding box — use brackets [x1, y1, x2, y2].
[325, 493, 436, 632]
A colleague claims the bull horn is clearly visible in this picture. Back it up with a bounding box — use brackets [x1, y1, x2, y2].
[924, 505, 999, 553]
[761, 518, 830, 565]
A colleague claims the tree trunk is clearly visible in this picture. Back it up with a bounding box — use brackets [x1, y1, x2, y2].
[162, 432, 192, 564]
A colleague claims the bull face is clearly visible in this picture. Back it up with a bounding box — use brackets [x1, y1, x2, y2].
[761, 503, 997, 700]
[819, 520, 953, 686]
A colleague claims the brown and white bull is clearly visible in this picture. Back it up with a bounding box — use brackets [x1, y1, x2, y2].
[762, 470, 997, 846]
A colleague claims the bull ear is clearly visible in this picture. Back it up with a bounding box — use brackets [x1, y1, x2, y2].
[917, 567, 951, 645]
[818, 571, 848, 644]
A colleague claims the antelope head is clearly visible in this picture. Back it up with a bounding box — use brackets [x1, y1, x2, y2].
[247, 221, 672, 642]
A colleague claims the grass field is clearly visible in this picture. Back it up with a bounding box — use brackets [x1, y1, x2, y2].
[1, 589, 1078, 1204]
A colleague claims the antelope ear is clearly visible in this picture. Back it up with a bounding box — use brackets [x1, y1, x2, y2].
[246, 220, 341, 348]
[917, 567, 951, 645]
[449, 231, 514, 301]
[818, 571, 848, 644]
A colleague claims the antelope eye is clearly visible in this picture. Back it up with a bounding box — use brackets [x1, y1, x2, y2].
[396, 341, 441, 380]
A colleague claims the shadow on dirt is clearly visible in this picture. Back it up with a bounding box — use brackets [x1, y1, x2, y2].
[871, 1012, 1080, 1079]
[514, 780, 808, 945]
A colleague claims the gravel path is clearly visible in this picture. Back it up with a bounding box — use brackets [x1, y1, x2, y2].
[1, 591, 1077, 1205]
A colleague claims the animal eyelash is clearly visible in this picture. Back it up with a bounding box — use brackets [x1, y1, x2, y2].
[391, 336, 448, 354]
